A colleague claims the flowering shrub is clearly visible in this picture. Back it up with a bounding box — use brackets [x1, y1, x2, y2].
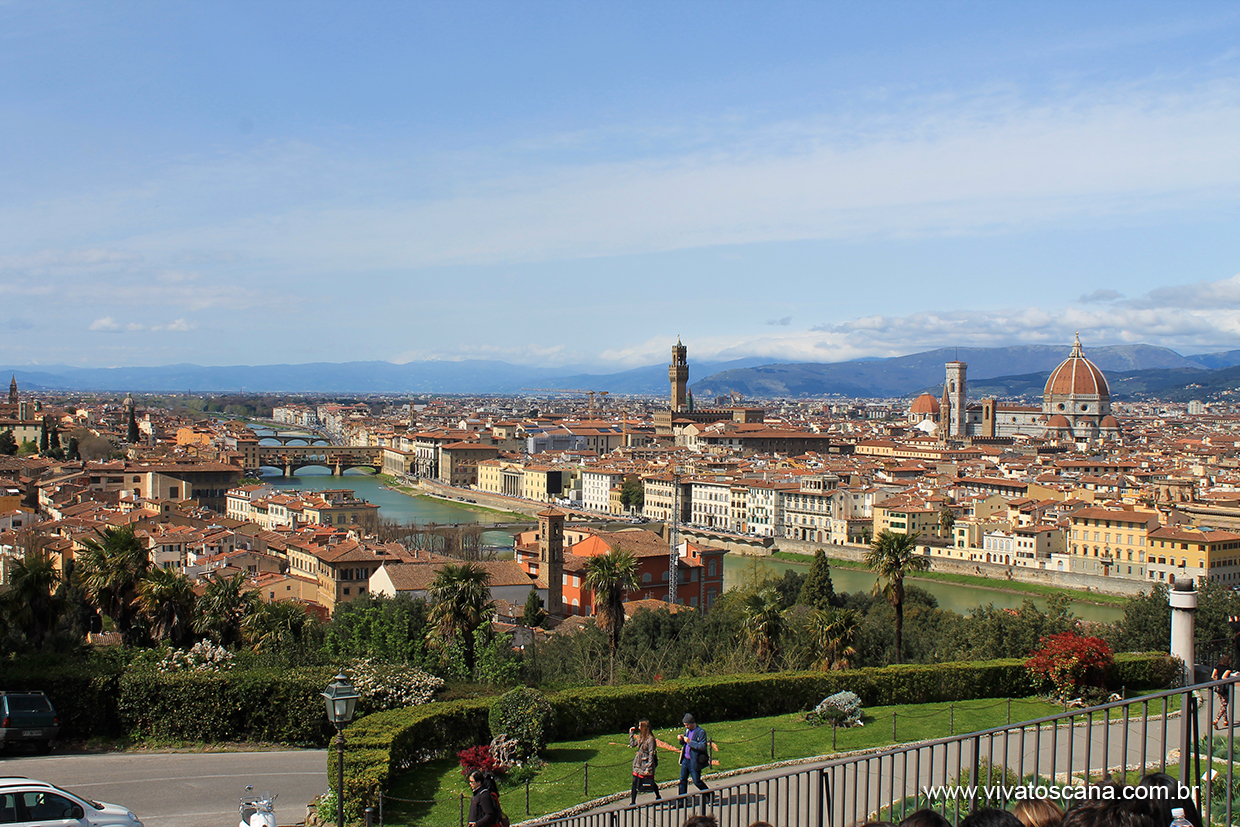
[1025, 632, 1114, 701]
[157, 640, 235, 672]
[805, 690, 864, 728]
[458, 744, 500, 776]
[348, 659, 444, 711]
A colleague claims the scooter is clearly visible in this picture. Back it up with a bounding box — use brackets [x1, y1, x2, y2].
[238, 785, 277, 827]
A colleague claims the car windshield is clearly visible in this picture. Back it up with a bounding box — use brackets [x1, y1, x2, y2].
[52, 785, 102, 810]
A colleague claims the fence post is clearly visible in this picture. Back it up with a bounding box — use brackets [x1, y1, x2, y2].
[1007, 697, 1011, 725]
[832, 723, 837, 751]
[771, 728, 776, 760]
[584, 762, 589, 798]
[459, 792, 464, 827]
[526, 779, 531, 815]
[950, 703, 954, 735]
[892, 711, 897, 740]
[365, 807, 374, 827]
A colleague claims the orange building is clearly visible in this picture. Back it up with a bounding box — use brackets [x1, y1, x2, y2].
[516, 526, 727, 616]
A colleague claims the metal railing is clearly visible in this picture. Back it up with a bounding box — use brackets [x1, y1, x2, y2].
[536, 677, 1240, 827]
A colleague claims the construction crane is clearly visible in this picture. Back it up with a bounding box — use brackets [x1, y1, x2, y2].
[520, 388, 610, 419]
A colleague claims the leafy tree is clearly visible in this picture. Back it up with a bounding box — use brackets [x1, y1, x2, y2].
[325, 593, 430, 663]
[584, 547, 638, 681]
[473, 625, 521, 686]
[193, 571, 260, 647]
[522, 589, 546, 628]
[65, 436, 80, 460]
[864, 529, 930, 664]
[78, 525, 150, 644]
[135, 567, 197, 646]
[619, 475, 645, 512]
[427, 562, 493, 677]
[741, 586, 786, 669]
[0, 429, 17, 456]
[17, 439, 38, 456]
[798, 550, 836, 610]
[960, 595, 1077, 660]
[771, 569, 805, 609]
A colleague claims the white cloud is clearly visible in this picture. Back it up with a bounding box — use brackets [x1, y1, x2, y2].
[89, 317, 120, 331]
[151, 319, 193, 332]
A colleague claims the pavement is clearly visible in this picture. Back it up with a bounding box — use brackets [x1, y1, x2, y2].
[0, 749, 328, 827]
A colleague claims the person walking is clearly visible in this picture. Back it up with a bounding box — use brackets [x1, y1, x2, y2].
[467, 770, 505, 827]
[629, 719, 662, 804]
[1214, 655, 1234, 730]
[677, 713, 711, 797]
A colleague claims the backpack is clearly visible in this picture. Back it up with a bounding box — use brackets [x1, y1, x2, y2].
[491, 791, 510, 827]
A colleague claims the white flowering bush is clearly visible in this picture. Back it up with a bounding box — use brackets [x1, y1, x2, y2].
[158, 640, 236, 673]
[348, 659, 444, 711]
[805, 690, 863, 728]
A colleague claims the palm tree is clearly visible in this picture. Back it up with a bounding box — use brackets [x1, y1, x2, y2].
[78, 525, 150, 643]
[584, 547, 638, 682]
[193, 571, 260, 647]
[3, 551, 64, 648]
[135, 567, 197, 646]
[741, 587, 786, 670]
[864, 529, 929, 664]
[427, 563, 493, 677]
[806, 607, 859, 670]
[243, 600, 312, 654]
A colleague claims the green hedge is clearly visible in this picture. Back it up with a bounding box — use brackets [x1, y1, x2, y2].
[336, 653, 1177, 805]
[117, 666, 337, 744]
[0, 660, 125, 740]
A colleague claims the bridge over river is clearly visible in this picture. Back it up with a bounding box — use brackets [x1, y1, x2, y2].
[252, 444, 383, 476]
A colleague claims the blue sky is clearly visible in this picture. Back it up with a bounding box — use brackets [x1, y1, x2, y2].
[3, 1, 1240, 370]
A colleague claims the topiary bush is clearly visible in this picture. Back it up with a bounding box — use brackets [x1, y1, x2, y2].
[488, 687, 552, 758]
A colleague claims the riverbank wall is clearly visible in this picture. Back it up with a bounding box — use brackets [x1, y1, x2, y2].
[413, 479, 544, 519]
[771, 537, 1146, 598]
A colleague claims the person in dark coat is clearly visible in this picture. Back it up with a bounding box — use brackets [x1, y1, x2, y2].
[677, 713, 711, 796]
[467, 770, 501, 827]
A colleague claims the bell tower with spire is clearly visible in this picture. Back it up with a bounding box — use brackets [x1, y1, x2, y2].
[8, 375, 17, 405]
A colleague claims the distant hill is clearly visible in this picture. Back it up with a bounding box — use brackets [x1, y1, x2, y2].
[1187, 350, 1240, 370]
[0, 343, 1231, 397]
[691, 345, 1204, 399]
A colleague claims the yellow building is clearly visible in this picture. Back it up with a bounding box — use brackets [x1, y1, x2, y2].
[1066, 506, 1159, 579]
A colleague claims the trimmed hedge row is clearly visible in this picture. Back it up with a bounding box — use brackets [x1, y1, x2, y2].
[335, 653, 1178, 806]
[0, 663, 338, 744]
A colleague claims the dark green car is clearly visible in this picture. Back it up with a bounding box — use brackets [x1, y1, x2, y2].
[0, 692, 59, 753]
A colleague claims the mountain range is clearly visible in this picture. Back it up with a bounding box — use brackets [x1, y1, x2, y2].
[5, 344, 1240, 399]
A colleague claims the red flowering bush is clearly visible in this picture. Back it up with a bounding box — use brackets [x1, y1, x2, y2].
[457, 744, 499, 777]
[1025, 632, 1114, 701]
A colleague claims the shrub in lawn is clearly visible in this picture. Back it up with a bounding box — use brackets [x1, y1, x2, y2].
[348, 658, 444, 712]
[489, 687, 552, 758]
[1025, 632, 1113, 702]
[458, 744, 500, 776]
[806, 690, 862, 727]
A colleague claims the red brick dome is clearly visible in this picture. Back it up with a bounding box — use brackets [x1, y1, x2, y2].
[910, 393, 940, 414]
[1047, 414, 1071, 428]
[1043, 335, 1109, 398]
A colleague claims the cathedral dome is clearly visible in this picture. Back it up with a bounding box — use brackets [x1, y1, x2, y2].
[1100, 415, 1119, 429]
[1044, 335, 1109, 398]
[910, 393, 940, 415]
[1047, 414, 1071, 428]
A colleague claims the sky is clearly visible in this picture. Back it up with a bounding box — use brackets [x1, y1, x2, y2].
[3, 1, 1240, 371]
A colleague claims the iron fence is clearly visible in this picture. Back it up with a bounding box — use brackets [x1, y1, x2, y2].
[529, 676, 1240, 827]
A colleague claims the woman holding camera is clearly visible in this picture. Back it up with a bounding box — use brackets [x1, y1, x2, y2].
[628, 719, 661, 805]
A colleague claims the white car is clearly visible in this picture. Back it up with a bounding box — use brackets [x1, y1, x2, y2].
[0, 777, 143, 827]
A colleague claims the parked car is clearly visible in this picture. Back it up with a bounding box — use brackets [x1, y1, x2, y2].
[0, 692, 59, 753]
[0, 777, 143, 826]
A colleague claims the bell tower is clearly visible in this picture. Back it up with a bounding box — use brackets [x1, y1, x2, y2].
[538, 508, 566, 616]
[945, 360, 967, 438]
[8, 375, 17, 405]
[669, 339, 689, 413]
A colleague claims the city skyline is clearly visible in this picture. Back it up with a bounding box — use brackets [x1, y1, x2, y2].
[3, 2, 1240, 370]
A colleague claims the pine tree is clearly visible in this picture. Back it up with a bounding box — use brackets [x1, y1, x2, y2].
[0, 429, 17, 456]
[126, 407, 140, 443]
[798, 549, 836, 610]
[522, 589, 546, 628]
[39, 419, 49, 453]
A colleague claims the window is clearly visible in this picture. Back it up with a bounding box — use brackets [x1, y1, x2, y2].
[343, 587, 350, 595]
[169, 487, 179, 499]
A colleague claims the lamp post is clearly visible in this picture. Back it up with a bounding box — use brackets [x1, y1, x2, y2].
[322, 673, 360, 827]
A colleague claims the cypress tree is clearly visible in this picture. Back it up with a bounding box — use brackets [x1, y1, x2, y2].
[798, 549, 836, 610]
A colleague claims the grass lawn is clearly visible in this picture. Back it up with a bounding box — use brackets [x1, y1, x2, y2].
[383, 696, 1068, 825]
[768, 551, 1130, 607]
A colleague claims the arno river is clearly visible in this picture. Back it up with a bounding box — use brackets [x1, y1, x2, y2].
[254, 430, 1125, 623]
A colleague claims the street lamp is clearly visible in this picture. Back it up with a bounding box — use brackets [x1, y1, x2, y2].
[322, 673, 360, 827]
